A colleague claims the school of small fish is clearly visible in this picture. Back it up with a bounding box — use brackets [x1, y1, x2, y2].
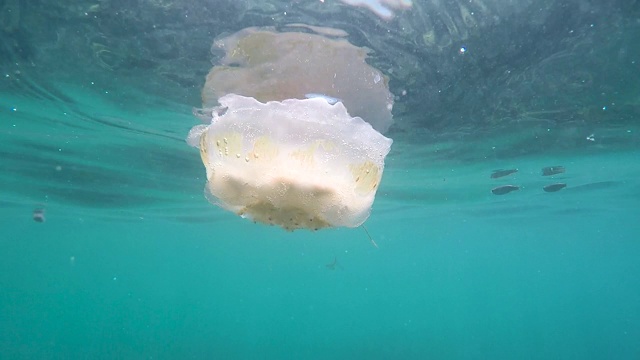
[490, 166, 567, 195]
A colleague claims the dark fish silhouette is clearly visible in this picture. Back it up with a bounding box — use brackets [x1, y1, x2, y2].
[543, 183, 567, 192]
[542, 166, 565, 176]
[32, 208, 46, 223]
[490, 169, 518, 179]
[491, 185, 520, 195]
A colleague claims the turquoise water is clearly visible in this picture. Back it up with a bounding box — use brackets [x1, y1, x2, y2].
[2, 80, 639, 359]
[2, 1, 640, 359]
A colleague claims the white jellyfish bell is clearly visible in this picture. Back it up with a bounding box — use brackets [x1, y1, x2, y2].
[187, 26, 394, 231]
[188, 94, 392, 230]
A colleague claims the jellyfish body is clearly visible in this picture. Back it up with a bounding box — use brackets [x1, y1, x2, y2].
[188, 94, 392, 231]
[189, 26, 395, 230]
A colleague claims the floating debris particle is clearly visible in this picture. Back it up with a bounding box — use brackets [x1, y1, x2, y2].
[325, 256, 343, 270]
[32, 208, 46, 223]
[362, 224, 378, 248]
[543, 183, 567, 192]
[542, 166, 565, 176]
[491, 185, 520, 195]
[490, 168, 518, 179]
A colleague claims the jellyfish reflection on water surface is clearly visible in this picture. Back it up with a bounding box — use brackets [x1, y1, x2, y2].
[201, 26, 394, 134]
[187, 26, 394, 231]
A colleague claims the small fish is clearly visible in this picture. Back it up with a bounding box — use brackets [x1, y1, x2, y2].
[491, 185, 520, 195]
[542, 166, 565, 176]
[305, 93, 341, 105]
[491, 169, 518, 179]
[543, 183, 567, 192]
[32, 208, 46, 223]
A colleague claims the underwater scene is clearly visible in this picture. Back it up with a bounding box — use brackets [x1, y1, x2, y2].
[1, 0, 639, 359]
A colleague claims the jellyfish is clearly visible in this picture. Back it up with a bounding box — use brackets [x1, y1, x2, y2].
[188, 94, 392, 231]
[188, 26, 394, 231]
